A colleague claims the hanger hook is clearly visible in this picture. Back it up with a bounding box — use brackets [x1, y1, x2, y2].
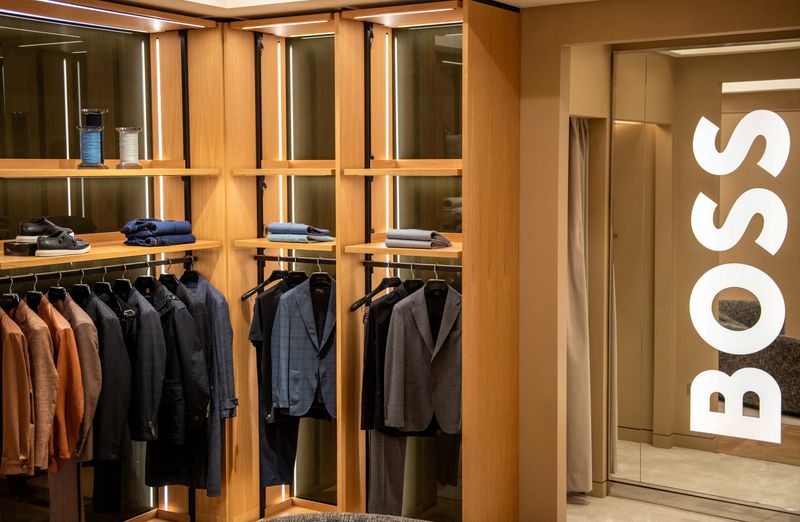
[167, 257, 173, 274]
[80, 268, 85, 284]
[102, 266, 107, 282]
[32, 273, 38, 292]
[410, 263, 416, 280]
[8, 276, 14, 295]
[122, 264, 128, 279]
[57, 271, 63, 288]
[433, 264, 439, 279]
[317, 258, 322, 273]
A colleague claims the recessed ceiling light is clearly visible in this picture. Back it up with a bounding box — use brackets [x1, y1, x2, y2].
[664, 41, 800, 57]
[722, 78, 800, 93]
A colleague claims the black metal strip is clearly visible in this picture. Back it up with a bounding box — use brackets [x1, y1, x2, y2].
[0, 256, 197, 286]
[254, 255, 336, 266]
[179, 29, 194, 274]
[472, 0, 520, 13]
[362, 260, 462, 273]
[364, 23, 374, 295]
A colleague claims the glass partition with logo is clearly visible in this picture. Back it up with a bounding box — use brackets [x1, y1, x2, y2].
[610, 42, 800, 514]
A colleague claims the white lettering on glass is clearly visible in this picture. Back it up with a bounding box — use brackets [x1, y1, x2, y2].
[689, 109, 788, 443]
[693, 109, 790, 177]
[690, 368, 781, 443]
[691, 189, 787, 255]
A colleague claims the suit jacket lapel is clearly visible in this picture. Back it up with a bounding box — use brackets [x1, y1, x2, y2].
[409, 290, 435, 354]
[294, 281, 320, 351]
[433, 286, 462, 358]
[319, 281, 337, 349]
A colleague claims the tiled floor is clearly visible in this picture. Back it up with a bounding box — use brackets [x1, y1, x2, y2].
[567, 496, 731, 521]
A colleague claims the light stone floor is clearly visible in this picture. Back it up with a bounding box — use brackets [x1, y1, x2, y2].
[567, 495, 731, 521]
[612, 440, 800, 512]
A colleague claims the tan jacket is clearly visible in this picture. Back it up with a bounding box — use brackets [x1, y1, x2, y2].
[37, 297, 84, 473]
[53, 295, 101, 462]
[11, 301, 57, 471]
[0, 309, 35, 475]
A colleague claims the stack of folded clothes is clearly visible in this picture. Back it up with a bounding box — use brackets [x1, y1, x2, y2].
[385, 229, 452, 249]
[267, 222, 334, 243]
[122, 218, 196, 246]
[442, 196, 462, 232]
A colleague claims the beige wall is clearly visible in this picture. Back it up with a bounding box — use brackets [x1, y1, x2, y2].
[519, 1, 800, 518]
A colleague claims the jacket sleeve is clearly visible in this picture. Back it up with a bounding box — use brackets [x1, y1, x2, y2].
[0, 330, 34, 475]
[213, 291, 237, 418]
[130, 311, 166, 441]
[73, 321, 101, 459]
[175, 307, 211, 429]
[383, 310, 406, 429]
[270, 296, 290, 410]
[51, 328, 84, 470]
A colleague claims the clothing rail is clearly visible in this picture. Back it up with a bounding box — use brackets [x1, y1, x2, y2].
[362, 260, 462, 273]
[0, 255, 197, 286]
[254, 254, 337, 266]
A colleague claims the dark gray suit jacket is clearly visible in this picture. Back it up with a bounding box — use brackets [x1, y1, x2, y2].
[271, 279, 337, 418]
[384, 286, 462, 435]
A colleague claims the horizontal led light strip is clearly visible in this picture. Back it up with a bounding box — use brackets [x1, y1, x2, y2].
[721, 78, 800, 94]
[0, 8, 137, 32]
[241, 19, 329, 30]
[34, 0, 207, 28]
[0, 24, 80, 37]
[353, 7, 455, 19]
[18, 40, 82, 47]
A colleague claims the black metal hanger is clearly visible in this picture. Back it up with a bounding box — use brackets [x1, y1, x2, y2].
[47, 271, 68, 303]
[133, 273, 158, 300]
[94, 266, 112, 297]
[241, 268, 289, 301]
[70, 269, 92, 308]
[404, 263, 425, 293]
[309, 258, 333, 290]
[0, 277, 21, 313]
[180, 257, 200, 284]
[350, 274, 401, 312]
[112, 264, 133, 301]
[26, 274, 43, 312]
[424, 264, 449, 297]
[159, 259, 181, 293]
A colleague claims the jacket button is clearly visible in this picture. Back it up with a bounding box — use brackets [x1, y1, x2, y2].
[21, 464, 27, 471]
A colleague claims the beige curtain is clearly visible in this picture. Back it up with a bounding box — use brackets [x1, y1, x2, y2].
[567, 117, 593, 494]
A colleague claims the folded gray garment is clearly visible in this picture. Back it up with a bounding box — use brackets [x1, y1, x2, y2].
[268, 233, 335, 243]
[385, 236, 452, 249]
[442, 197, 462, 208]
[386, 228, 452, 247]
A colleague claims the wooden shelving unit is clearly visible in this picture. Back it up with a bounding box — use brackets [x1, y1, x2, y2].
[344, 159, 462, 177]
[233, 238, 336, 252]
[0, 239, 220, 270]
[344, 241, 462, 258]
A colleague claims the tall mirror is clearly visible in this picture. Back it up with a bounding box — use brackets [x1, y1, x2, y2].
[610, 41, 800, 513]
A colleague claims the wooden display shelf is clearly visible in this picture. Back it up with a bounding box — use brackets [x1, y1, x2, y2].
[0, 239, 220, 270]
[233, 159, 336, 177]
[344, 159, 462, 177]
[233, 238, 337, 252]
[0, 168, 219, 179]
[344, 241, 462, 258]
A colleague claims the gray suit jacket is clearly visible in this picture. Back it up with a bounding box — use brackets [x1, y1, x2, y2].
[271, 279, 337, 418]
[384, 286, 462, 435]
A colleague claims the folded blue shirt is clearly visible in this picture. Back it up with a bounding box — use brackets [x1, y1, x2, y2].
[122, 218, 193, 237]
[124, 234, 196, 247]
[266, 222, 330, 236]
[267, 233, 334, 243]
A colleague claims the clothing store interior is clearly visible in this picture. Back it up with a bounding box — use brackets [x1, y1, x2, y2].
[0, 0, 797, 521]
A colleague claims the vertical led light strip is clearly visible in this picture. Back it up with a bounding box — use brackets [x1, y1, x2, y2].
[277, 40, 285, 269]
[393, 35, 400, 227]
[77, 61, 85, 218]
[155, 37, 165, 220]
[288, 42, 295, 223]
[385, 32, 392, 277]
[141, 40, 150, 217]
[63, 58, 72, 216]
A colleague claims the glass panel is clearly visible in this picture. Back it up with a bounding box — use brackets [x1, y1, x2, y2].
[284, 34, 337, 505]
[0, 14, 153, 522]
[0, 14, 152, 236]
[394, 25, 462, 233]
[610, 43, 800, 513]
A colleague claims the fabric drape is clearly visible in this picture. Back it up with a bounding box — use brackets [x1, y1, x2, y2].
[567, 117, 593, 494]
